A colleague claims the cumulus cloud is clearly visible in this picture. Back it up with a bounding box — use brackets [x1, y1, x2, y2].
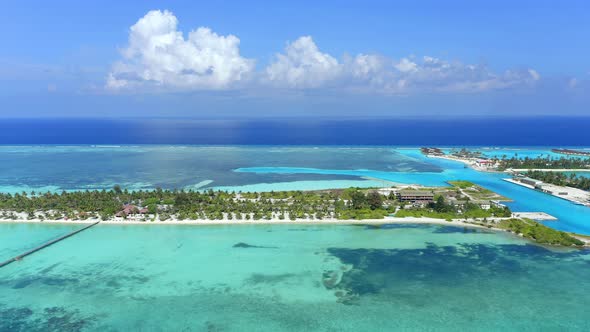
[394, 58, 418, 73]
[382, 57, 540, 94]
[264, 36, 341, 88]
[348, 54, 385, 78]
[107, 10, 540, 94]
[107, 10, 254, 91]
[528, 69, 540, 81]
[262, 39, 539, 94]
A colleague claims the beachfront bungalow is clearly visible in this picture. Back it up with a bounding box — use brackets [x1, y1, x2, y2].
[116, 204, 148, 218]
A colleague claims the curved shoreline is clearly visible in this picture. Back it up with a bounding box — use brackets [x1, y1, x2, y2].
[3, 217, 587, 247]
[0, 216, 489, 227]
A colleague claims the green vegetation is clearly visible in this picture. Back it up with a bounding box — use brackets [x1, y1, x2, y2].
[0, 187, 396, 221]
[496, 156, 590, 171]
[497, 218, 585, 247]
[0, 185, 584, 248]
[448, 180, 476, 189]
[449, 148, 483, 159]
[525, 170, 590, 191]
[335, 189, 395, 219]
[395, 196, 511, 220]
[447, 180, 508, 201]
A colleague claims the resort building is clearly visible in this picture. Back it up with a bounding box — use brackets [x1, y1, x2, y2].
[491, 200, 507, 208]
[376, 188, 397, 196]
[518, 177, 543, 187]
[396, 191, 435, 203]
[472, 200, 492, 210]
[475, 159, 497, 168]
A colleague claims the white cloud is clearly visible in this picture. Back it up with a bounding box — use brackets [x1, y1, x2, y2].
[106, 10, 541, 95]
[349, 54, 385, 78]
[394, 58, 417, 73]
[346, 55, 540, 94]
[107, 10, 254, 91]
[389, 57, 540, 93]
[528, 69, 540, 81]
[264, 36, 341, 88]
[262, 40, 539, 94]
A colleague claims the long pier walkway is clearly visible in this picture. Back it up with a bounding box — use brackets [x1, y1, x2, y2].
[0, 221, 100, 268]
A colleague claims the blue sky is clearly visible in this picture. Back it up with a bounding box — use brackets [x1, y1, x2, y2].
[0, 0, 588, 118]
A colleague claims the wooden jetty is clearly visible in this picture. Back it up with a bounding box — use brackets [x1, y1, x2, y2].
[0, 221, 100, 268]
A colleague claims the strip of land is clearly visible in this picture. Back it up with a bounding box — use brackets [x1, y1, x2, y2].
[0, 216, 502, 227]
[504, 178, 590, 207]
[511, 212, 557, 221]
[509, 169, 590, 172]
[552, 148, 590, 157]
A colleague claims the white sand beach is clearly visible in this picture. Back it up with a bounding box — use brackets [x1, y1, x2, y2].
[0, 215, 506, 231]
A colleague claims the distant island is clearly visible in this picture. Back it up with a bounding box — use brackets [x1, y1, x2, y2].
[552, 148, 590, 157]
[421, 147, 590, 207]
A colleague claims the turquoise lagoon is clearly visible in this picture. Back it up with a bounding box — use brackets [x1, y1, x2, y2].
[1, 223, 590, 331]
[2, 146, 590, 331]
[1, 145, 589, 234]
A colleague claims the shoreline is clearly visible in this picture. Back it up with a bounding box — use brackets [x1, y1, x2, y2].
[509, 168, 590, 172]
[0, 216, 485, 227]
[503, 178, 590, 207]
[3, 217, 587, 247]
[423, 154, 502, 173]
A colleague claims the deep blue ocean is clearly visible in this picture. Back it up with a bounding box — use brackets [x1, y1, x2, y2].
[1, 117, 589, 145]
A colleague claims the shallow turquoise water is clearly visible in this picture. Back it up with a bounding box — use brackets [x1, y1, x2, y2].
[563, 171, 590, 179]
[0, 223, 80, 262]
[1, 223, 589, 331]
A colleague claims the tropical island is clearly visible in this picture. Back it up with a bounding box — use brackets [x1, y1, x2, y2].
[522, 170, 590, 191]
[0, 182, 585, 247]
[496, 156, 590, 171]
[421, 147, 590, 170]
[422, 147, 590, 207]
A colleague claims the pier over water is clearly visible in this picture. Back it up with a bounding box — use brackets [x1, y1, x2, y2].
[0, 221, 100, 268]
